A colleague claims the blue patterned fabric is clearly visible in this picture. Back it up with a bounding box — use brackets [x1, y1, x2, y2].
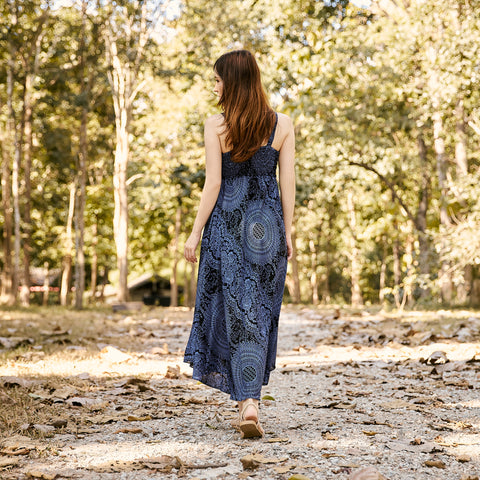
[184, 114, 288, 401]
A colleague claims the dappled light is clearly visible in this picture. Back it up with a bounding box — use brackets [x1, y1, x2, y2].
[1, 305, 480, 479]
[2, 0, 480, 479]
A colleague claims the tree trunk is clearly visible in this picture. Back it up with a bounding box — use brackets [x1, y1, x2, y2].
[189, 261, 197, 309]
[90, 219, 98, 302]
[170, 206, 181, 307]
[113, 126, 129, 302]
[19, 24, 46, 306]
[8, 44, 22, 301]
[455, 98, 471, 304]
[60, 182, 75, 306]
[20, 71, 35, 307]
[42, 262, 49, 307]
[379, 236, 386, 305]
[74, 103, 87, 310]
[321, 214, 332, 303]
[428, 41, 453, 304]
[455, 99, 468, 177]
[392, 232, 401, 308]
[415, 133, 431, 298]
[74, 0, 89, 310]
[433, 107, 453, 304]
[346, 192, 363, 307]
[183, 260, 189, 308]
[104, 3, 150, 303]
[1, 60, 15, 305]
[285, 224, 301, 303]
[309, 237, 319, 305]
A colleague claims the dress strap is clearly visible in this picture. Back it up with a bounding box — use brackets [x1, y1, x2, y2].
[266, 113, 278, 147]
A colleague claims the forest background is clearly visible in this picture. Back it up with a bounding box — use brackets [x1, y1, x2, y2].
[1, 0, 480, 311]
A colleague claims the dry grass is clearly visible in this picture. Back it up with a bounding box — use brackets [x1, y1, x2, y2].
[0, 306, 191, 437]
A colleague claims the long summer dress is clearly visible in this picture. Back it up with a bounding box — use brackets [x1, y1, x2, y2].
[184, 114, 288, 401]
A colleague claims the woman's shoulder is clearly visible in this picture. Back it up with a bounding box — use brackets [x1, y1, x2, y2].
[276, 112, 293, 128]
[205, 114, 225, 130]
[271, 112, 293, 151]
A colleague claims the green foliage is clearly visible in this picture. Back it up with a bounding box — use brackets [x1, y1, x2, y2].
[1, 0, 479, 306]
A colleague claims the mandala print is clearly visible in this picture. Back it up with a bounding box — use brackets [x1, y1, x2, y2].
[184, 114, 288, 401]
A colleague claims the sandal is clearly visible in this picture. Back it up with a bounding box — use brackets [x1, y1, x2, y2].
[239, 399, 264, 439]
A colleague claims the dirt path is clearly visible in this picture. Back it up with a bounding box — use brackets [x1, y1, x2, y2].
[0, 306, 479, 480]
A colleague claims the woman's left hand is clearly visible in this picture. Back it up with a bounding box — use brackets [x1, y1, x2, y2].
[184, 232, 201, 263]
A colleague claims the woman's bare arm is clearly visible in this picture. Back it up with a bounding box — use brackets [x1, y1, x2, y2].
[184, 116, 223, 263]
[278, 115, 295, 260]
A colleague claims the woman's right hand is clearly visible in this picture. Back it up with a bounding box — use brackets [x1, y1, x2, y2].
[184, 232, 201, 263]
[286, 233, 293, 260]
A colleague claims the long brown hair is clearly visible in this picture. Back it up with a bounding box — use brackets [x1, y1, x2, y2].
[214, 50, 276, 163]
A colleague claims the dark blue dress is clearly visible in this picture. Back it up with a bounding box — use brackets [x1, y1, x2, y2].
[184, 114, 288, 401]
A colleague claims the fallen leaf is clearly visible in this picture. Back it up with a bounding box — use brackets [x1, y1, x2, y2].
[0, 457, 20, 469]
[51, 386, 78, 400]
[100, 346, 132, 363]
[0, 376, 35, 389]
[274, 465, 295, 473]
[91, 460, 140, 473]
[262, 394, 275, 401]
[380, 399, 414, 410]
[141, 455, 183, 472]
[456, 455, 471, 463]
[150, 343, 169, 355]
[165, 365, 182, 379]
[0, 436, 36, 456]
[50, 419, 68, 429]
[425, 351, 449, 365]
[288, 475, 312, 480]
[323, 432, 338, 440]
[424, 459, 446, 468]
[114, 427, 143, 434]
[127, 414, 152, 422]
[25, 471, 57, 480]
[241, 454, 287, 470]
[66, 397, 107, 411]
[409, 438, 423, 445]
[32, 424, 55, 435]
[267, 437, 290, 443]
[0, 336, 34, 349]
[0, 391, 15, 405]
[362, 431, 379, 436]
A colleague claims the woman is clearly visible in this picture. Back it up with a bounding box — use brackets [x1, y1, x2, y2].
[184, 49, 295, 438]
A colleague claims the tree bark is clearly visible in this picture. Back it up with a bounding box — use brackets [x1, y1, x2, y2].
[346, 191, 363, 308]
[90, 218, 98, 302]
[379, 236, 386, 305]
[170, 206, 181, 307]
[1, 57, 15, 305]
[455, 99, 468, 177]
[285, 224, 301, 303]
[392, 228, 401, 308]
[19, 18, 47, 306]
[20, 74, 34, 307]
[42, 262, 49, 307]
[60, 182, 75, 306]
[104, 2, 150, 303]
[309, 237, 319, 305]
[414, 133, 431, 292]
[454, 98, 471, 304]
[189, 261, 197, 309]
[11, 71, 22, 301]
[74, 0, 89, 310]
